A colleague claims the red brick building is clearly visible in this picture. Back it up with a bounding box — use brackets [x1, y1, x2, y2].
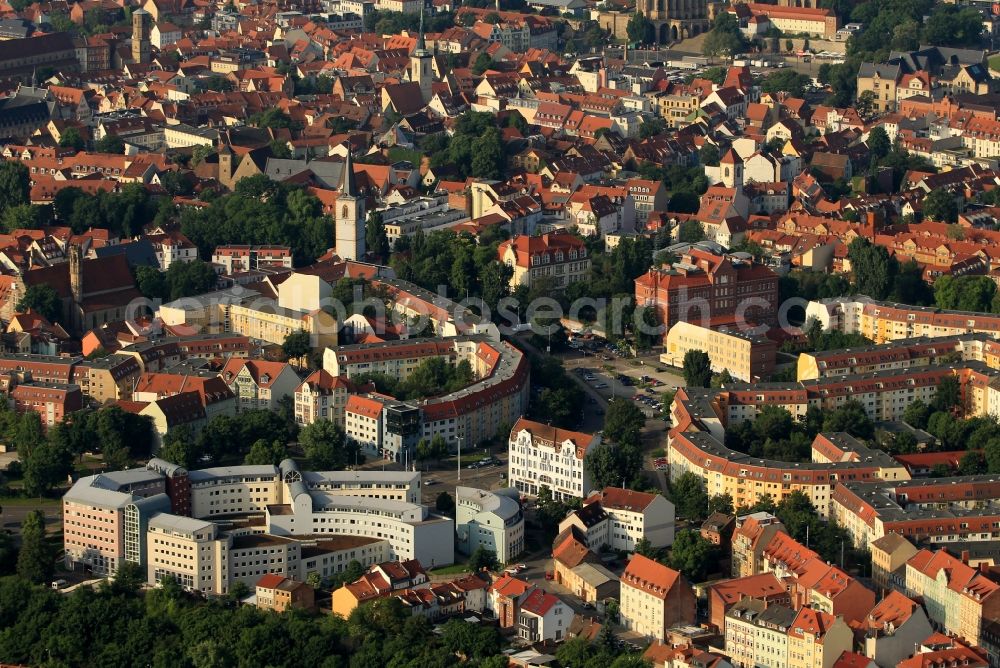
[634, 250, 779, 330]
[10, 382, 83, 426]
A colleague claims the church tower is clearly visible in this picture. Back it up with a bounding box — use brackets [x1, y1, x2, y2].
[335, 151, 365, 261]
[411, 6, 433, 104]
[132, 8, 151, 64]
[720, 148, 743, 190]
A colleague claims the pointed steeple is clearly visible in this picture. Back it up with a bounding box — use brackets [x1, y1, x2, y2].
[340, 150, 357, 198]
[414, 3, 429, 56]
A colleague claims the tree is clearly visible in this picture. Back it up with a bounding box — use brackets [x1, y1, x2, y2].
[626, 11, 654, 44]
[244, 439, 286, 466]
[470, 127, 505, 179]
[848, 237, 897, 300]
[711, 369, 735, 388]
[468, 545, 498, 571]
[633, 537, 657, 558]
[903, 399, 932, 429]
[300, 420, 355, 470]
[164, 259, 217, 300]
[21, 439, 72, 498]
[921, 5, 984, 48]
[250, 108, 292, 129]
[932, 375, 961, 412]
[58, 127, 85, 151]
[16, 510, 52, 584]
[94, 134, 126, 154]
[435, 491, 455, 516]
[708, 493, 734, 515]
[1, 203, 49, 233]
[365, 212, 390, 261]
[15, 284, 61, 323]
[867, 126, 891, 161]
[158, 426, 199, 469]
[703, 12, 747, 57]
[603, 399, 645, 447]
[683, 349, 712, 388]
[670, 472, 708, 522]
[0, 161, 29, 213]
[639, 117, 667, 140]
[415, 434, 449, 465]
[282, 329, 311, 363]
[960, 450, 987, 475]
[822, 400, 874, 439]
[934, 275, 995, 312]
[677, 219, 705, 243]
[586, 439, 642, 490]
[159, 170, 194, 197]
[135, 265, 167, 301]
[472, 52, 493, 75]
[923, 188, 959, 223]
[668, 529, 716, 582]
[761, 70, 811, 97]
[855, 90, 877, 119]
[700, 144, 720, 167]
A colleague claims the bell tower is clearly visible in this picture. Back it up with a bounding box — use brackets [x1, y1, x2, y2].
[335, 152, 365, 261]
[132, 8, 151, 64]
[411, 6, 433, 104]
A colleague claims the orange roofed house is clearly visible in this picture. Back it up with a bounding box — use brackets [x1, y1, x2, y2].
[496, 229, 590, 291]
[508, 417, 604, 501]
[619, 554, 696, 643]
[488, 573, 535, 628]
[255, 574, 315, 613]
[904, 548, 1000, 647]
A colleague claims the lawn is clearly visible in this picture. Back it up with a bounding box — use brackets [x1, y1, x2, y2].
[387, 146, 423, 166]
[429, 562, 470, 576]
[0, 496, 61, 507]
[990, 55, 1000, 72]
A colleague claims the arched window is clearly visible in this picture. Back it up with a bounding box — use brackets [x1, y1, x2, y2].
[341, 204, 349, 219]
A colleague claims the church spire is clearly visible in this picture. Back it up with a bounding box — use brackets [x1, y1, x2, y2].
[416, 3, 427, 54]
[340, 150, 357, 198]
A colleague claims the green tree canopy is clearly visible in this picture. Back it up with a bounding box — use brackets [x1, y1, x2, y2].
[923, 187, 960, 223]
[15, 284, 61, 323]
[300, 420, 357, 470]
[683, 349, 712, 388]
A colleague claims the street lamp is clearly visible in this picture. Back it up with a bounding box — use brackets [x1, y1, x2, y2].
[457, 436, 463, 482]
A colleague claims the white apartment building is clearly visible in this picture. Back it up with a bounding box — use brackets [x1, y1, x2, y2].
[266, 488, 454, 568]
[560, 487, 676, 552]
[294, 370, 353, 425]
[188, 465, 283, 518]
[455, 486, 525, 564]
[220, 358, 300, 413]
[344, 395, 384, 457]
[508, 417, 602, 501]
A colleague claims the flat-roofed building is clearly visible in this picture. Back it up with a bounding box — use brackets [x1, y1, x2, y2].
[456, 486, 525, 564]
[63, 469, 167, 575]
[662, 321, 776, 381]
[146, 513, 228, 594]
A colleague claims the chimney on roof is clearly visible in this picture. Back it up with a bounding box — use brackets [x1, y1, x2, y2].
[962, 550, 970, 564]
